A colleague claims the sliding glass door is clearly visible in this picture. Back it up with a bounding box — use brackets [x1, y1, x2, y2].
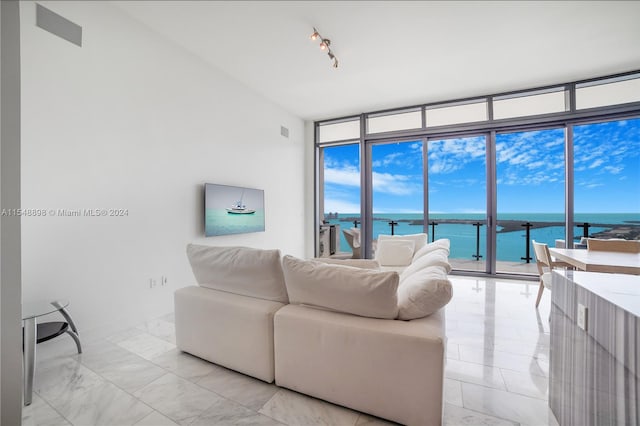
[319, 143, 360, 256]
[427, 135, 488, 273]
[370, 140, 425, 250]
[495, 128, 566, 274]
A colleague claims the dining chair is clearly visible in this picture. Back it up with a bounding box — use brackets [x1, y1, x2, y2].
[342, 228, 361, 259]
[532, 240, 572, 308]
[586, 238, 640, 253]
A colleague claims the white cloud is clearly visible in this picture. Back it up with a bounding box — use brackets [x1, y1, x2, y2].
[604, 165, 623, 174]
[325, 163, 420, 196]
[544, 139, 564, 148]
[324, 165, 360, 187]
[525, 160, 546, 170]
[429, 156, 463, 174]
[498, 169, 564, 186]
[372, 171, 419, 195]
[585, 183, 605, 189]
[588, 159, 605, 169]
[323, 199, 360, 214]
[428, 137, 485, 175]
[373, 146, 423, 170]
[383, 152, 403, 164]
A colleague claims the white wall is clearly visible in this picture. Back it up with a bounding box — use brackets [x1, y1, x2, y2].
[20, 1, 306, 331]
[304, 120, 317, 257]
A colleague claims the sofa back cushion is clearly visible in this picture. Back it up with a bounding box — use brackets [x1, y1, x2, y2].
[282, 256, 399, 319]
[400, 248, 452, 282]
[397, 265, 453, 320]
[186, 244, 288, 303]
[375, 239, 415, 266]
[412, 238, 450, 262]
[378, 233, 428, 255]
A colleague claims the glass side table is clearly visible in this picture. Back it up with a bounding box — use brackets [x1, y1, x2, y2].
[22, 299, 81, 406]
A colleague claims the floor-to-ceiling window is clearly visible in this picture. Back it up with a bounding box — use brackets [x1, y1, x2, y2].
[316, 117, 361, 257]
[496, 128, 566, 274]
[315, 71, 640, 276]
[573, 117, 640, 243]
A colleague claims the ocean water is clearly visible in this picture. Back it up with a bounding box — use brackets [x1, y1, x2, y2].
[325, 213, 640, 262]
[205, 208, 265, 236]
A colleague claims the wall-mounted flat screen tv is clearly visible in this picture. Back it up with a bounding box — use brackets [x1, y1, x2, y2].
[205, 183, 265, 237]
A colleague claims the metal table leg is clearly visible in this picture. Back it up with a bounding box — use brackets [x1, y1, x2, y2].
[54, 302, 82, 353]
[23, 317, 37, 406]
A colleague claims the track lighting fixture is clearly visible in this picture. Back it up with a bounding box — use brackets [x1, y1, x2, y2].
[309, 27, 338, 69]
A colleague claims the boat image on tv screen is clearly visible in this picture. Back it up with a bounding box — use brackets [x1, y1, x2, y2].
[205, 183, 265, 237]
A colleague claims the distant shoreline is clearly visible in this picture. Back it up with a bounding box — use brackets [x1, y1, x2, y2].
[337, 216, 640, 239]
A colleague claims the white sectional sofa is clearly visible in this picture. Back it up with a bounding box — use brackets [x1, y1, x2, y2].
[175, 236, 452, 425]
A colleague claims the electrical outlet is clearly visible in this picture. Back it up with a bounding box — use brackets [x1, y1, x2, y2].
[161, 276, 167, 286]
[149, 278, 157, 289]
[577, 303, 588, 331]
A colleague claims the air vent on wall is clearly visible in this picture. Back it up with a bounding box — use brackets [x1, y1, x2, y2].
[280, 126, 290, 138]
[36, 4, 82, 47]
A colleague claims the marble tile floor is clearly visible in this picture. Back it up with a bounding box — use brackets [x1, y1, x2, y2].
[22, 276, 559, 426]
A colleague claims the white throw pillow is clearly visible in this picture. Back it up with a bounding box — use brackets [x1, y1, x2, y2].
[282, 255, 399, 319]
[313, 258, 380, 269]
[375, 239, 415, 267]
[186, 244, 288, 303]
[378, 233, 428, 254]
[401, 248, 452, 282]
[412, 239, 451, 262]
[397, 265, 453, 320]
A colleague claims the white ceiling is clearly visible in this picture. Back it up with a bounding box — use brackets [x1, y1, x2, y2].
[114, 1, 640, 121]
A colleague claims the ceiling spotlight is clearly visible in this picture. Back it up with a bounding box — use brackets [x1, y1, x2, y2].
[309, 27, 339, 69]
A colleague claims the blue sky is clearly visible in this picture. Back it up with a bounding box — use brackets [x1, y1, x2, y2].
[323, 118, 640, 214]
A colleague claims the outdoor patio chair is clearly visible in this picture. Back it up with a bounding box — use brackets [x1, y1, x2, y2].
[342, 228, 361, 259]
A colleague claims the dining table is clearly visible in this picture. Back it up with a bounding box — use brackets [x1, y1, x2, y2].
[549, 248, 640, 275]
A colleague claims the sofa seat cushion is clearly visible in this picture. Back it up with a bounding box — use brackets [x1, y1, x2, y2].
[274, 304, 445, 425]
[397, 265, 453, 320]
[186, 244, 288, 303]
[282, 256, 399, 319]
